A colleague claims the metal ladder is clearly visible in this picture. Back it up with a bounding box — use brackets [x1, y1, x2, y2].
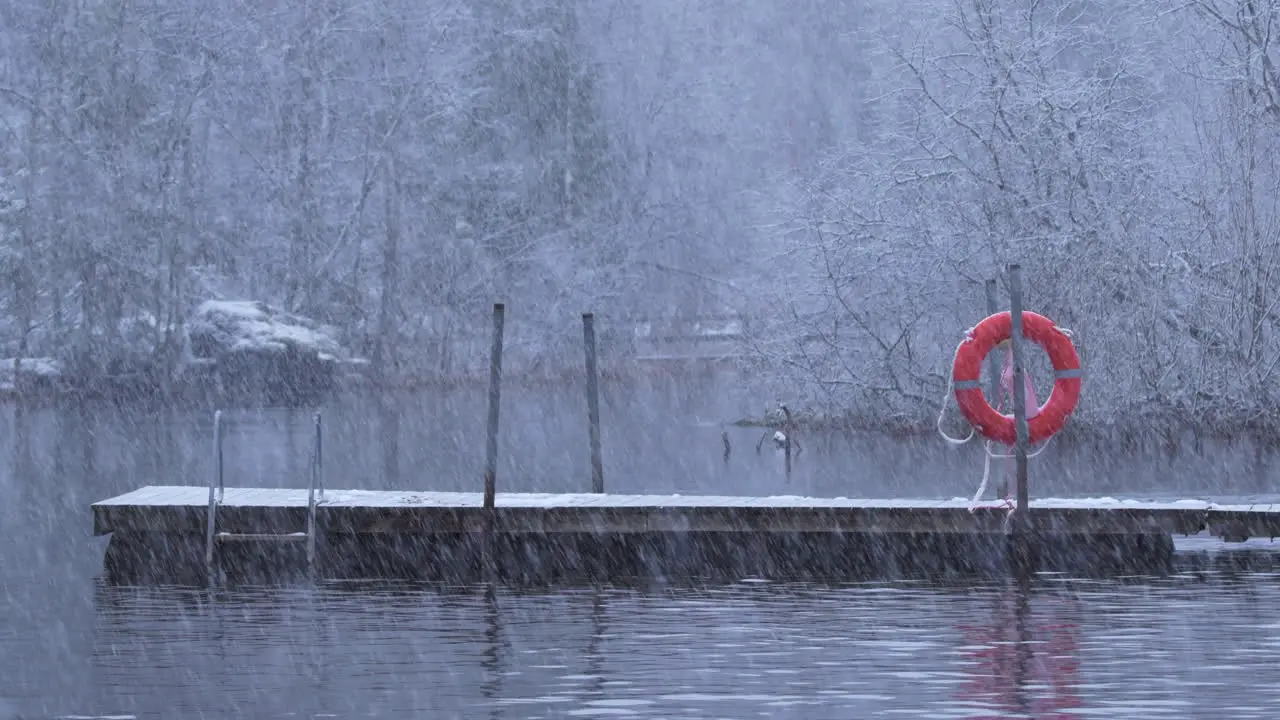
[204, 410, 325, 583]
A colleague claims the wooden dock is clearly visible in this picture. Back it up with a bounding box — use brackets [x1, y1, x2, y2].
[94, 486, 1280, 536]
[91, 486, 1280, 585]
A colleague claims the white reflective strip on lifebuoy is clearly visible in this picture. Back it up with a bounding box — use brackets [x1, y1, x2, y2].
[954, 380, 981, 390]
[1054, 369, 1081, 379]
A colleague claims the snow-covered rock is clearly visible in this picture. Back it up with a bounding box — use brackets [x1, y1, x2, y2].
[187, 300, 347, 360]
[0, 357, 63, 392]
[185, 300, 354, 403]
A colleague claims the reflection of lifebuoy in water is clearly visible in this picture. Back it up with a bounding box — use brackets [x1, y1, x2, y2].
[954, 596, 1084, 715]
[952, 311, 1081, 445]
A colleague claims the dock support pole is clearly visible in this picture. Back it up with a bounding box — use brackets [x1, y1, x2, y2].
[1007, 265, 1030, 519]
[781, 404, 794, 480]
[582, 312, 605, 493]
[985, 279, 1002, 501]
[483, 303, 506, 511]
[985, 279, 1001, 407]
[314, 411, 324, 501]
[1006, 264, 1034, 574]
[215, 410, 225, 503]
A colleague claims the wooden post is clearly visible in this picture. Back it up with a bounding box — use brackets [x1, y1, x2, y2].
[215, 410, 225, 503]
[985, 278, 1004, 501]
[781, 404, 794, 480]
[483, 303, 506, 511]
[314, 411, 324, 501]
[985, 279, 1001, 405]
[582, 313, 605, 493]
[1006, 265, 1031, 526]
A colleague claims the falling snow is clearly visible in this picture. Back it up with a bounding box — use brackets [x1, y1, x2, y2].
[3, 1, 1280, 718]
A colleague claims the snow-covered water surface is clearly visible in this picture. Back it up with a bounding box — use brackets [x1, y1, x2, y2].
[3, 375, 1280, 717]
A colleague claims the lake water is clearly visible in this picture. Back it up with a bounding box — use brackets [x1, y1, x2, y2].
[3, 372, 1280, 718]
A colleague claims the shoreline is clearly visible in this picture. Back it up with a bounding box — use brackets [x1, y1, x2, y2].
[0, 358, 729, 407]
[4, 388, 1276, 447]
[730, 407, 1280, 444]
[3, 361, 1275, 443]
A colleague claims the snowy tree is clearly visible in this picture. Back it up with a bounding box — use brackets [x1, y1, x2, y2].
[0, 170, 31, 358]
[1152, 0, 1280, 420]
[1, 0, 1276, 428]
[749, 0, 1175, 427]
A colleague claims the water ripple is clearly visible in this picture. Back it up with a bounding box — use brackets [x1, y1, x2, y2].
[61, 574, 1280, 718]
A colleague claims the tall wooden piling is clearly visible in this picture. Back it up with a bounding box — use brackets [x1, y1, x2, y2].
[1005, 264, 1037, 578]
[985, 279, 1001, 405]
[483, 304, 506, 511]
[313, 411, 324, 501]
[781, 404, 794, 480]
[1006, 265, 1030, 520]
[985, 279, 1003, 501]
[582, 313, 605, 493]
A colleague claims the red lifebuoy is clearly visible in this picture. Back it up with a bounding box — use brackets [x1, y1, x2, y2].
[952, 311, 1081, 445]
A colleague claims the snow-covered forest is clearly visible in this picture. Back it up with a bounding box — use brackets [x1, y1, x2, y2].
[1, 0, 1278, 434]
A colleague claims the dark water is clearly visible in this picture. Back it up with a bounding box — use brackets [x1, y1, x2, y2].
[3, 373, 1280, 718]
[80, 576, 1280, 719]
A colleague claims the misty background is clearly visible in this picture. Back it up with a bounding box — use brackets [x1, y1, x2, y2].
[1, 0, 1277, 434]
[6, 4, 1280, 717]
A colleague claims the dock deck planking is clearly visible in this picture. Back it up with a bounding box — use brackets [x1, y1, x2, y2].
[92, 485, 1238, 510]
[90, 485, 1280, 538]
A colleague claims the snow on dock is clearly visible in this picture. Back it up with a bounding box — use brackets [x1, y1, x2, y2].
[93, 485, 1238, 510]
[91, 485, 1280, 538]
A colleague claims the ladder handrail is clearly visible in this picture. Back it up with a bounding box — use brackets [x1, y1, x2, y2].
[205, 409, 224, 582]
[216, 410, 225, 503]
[207, 408, 323, 583]
[306, 411, 323, 574]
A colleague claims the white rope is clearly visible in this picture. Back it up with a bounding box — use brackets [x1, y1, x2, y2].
[936, 333, 977, 446]
[971, 448, 994, 506]
[934, 321, 1069, 509]
[933, 331, 991, 505]
[969, 435, 1056, 506]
